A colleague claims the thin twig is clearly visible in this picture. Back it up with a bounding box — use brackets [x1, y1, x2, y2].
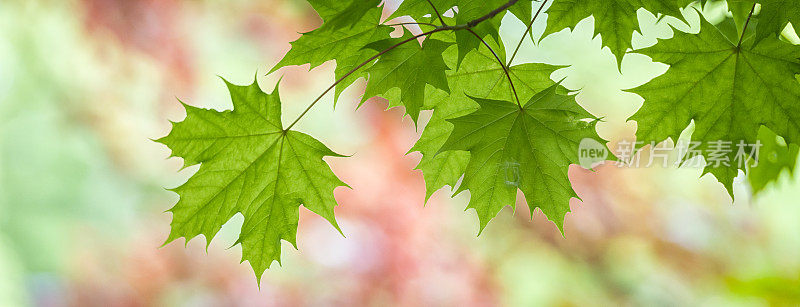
[425, 0, 447, 26]
[738, 3, 757, 48]
[508, 0, 548, 66]
[465, 28, 522, 108]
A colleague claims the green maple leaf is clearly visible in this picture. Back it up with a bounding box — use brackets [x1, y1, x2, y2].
[544, 0, 691, 66]
[157, 78, 347, 282]
[630, 17, 800, 195]
[269, 0, 392, 101]
[362, 32, 453, 123]
[748, 126, 799, 195]
[410, 43, 565, 201]
[438, 84, 603, 231]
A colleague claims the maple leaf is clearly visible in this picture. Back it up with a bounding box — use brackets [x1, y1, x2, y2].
[269, 0, 392, 101]
[157, 78, 347, 282]
[630, 17, 800, 195]
[362, 32, 453, 123]
[438, 84, 603, 232]
[748, 126, 799, 195]
[544, 0, 691, 66]
[411, 43, 566, 201]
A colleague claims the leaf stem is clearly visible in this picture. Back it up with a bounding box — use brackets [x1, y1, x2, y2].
[425, 0, 447, 26]
[465, 28, 522, 108]
[737, 3, 757, 48]
[508, 0, 548, 66]
[285, 0, 520, 130]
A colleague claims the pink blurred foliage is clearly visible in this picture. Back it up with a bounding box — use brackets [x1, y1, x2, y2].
[304, 100, 500, 306]
[79, 0, 195, 90]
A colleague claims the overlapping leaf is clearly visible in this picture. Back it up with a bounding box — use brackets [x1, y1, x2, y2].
[389, 0, 458, 21]
[269, 0, 391, 101]
[411, 43, 565, 201]
[439, 85, 602, 231]
[755, 0, 800, 42]
[544, 0, 692, 66]
[453, 0, 532, 67]
[390, 0, 532, 25]
[157, 78, 347, 281]
[731, 0, 800, 43]
[405, 28, 603, 230]
[630, 17, 800, 195]
[748, 126, 799, 195]
[390, 1, 532, 67]
[361, 32, 453, 123]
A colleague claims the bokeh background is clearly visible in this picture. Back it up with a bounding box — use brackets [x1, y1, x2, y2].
[1, 0, 800, 305]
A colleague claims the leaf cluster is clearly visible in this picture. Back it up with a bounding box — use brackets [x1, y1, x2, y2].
[157, 0, 800, 279]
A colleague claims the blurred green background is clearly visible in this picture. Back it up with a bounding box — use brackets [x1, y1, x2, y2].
[1, 0, 799, 305]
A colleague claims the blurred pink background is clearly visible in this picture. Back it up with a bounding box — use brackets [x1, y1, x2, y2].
[1, 0, 799, 306]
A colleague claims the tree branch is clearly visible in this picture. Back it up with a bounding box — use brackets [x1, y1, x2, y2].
[286, 0, 520, 130]
[464, 0, 519, 29]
